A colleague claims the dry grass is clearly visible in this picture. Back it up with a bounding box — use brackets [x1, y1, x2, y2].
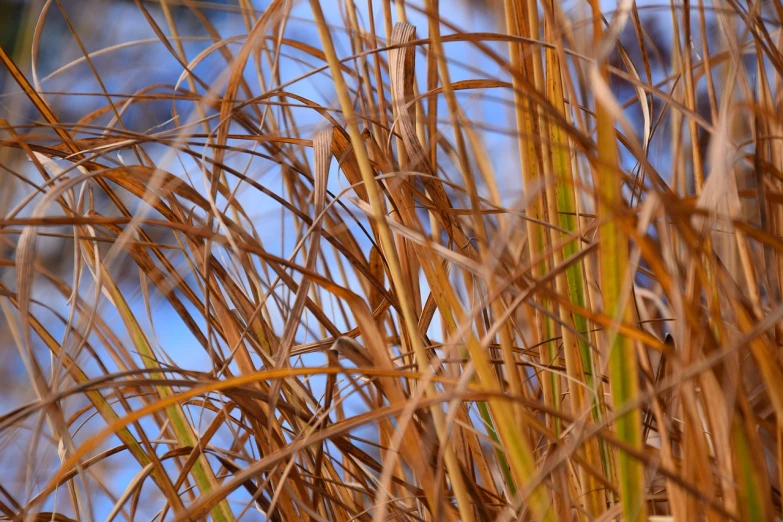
[0, 0, 782, 520]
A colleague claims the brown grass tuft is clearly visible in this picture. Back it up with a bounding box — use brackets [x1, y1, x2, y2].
[1, 1, 783, 520]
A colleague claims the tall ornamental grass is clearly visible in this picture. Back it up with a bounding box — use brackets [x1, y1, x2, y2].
[1, 0, 782, 520]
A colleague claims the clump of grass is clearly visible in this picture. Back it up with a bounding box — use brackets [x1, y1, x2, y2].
[1, 0, 782, 520]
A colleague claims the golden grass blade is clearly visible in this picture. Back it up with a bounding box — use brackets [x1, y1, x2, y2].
[589, 1, 646, 519]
